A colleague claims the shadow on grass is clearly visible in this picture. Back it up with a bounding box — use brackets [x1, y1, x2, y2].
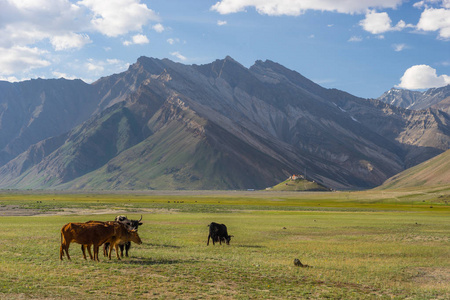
[236, 244, 265, 248]
[123, 257, 199, 266]
[145, 242, 182, 249]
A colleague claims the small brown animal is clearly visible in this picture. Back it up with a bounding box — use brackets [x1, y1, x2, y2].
[294, 258, 311, 268]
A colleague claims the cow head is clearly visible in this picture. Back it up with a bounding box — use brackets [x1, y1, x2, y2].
[115, 215, 143, 231]
[225, 235, 234, 245]
[128, 229, 143, 245]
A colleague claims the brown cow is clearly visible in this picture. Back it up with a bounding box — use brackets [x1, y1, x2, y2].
[80, 221, 115, 260]
[60, 221, 126, 261]
[78, 221, 143, 261]
[106, 227, 142, 260]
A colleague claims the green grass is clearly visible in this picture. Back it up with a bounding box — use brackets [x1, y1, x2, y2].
[270, 178, 330, 191]
[0, 188, 449, 299]
[379, 150, 450, 189]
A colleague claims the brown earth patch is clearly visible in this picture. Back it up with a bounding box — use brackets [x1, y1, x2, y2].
[0, 206, 176, 217]
[410, 267, 450, 286]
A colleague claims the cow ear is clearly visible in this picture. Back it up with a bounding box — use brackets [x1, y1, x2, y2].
[138, 222, 143, 225]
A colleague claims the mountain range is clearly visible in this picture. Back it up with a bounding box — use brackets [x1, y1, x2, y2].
[0, 56, 449, 190]
[378, 85, 450, 114]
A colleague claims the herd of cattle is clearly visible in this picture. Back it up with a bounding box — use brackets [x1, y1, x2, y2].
[60, 216, 233, 261]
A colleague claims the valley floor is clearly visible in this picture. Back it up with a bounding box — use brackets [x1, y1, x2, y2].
[0, 188, 449, 299]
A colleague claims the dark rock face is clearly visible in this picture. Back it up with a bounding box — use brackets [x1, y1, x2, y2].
[0, 57, 449, 190]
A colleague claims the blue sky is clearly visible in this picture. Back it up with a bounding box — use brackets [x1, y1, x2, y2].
[1, 0, 449, 98]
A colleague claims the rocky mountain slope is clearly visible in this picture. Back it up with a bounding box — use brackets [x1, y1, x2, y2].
[0, 79, 97, 166]
[378, 85, 450, 114]
[0, 56, 449, 190]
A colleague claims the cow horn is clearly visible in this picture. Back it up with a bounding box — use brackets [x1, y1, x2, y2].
[138, 215, 143, 222]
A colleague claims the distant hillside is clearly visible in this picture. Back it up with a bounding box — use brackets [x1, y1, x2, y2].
[269, 175, 330, 191]
[378, 149, 450, 189]
[378, 85, 450, 114]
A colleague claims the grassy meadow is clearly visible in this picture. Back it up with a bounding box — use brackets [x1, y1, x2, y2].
[0, 188, 449, 299]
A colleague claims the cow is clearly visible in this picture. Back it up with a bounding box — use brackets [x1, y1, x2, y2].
[207, 222, 233, 246]
[60, 221, 116, 261]
[106, 225, 142, 260]
[79, 221, 115, 260]
[60, 221, 141, 261]
[104, 215, 143, 258]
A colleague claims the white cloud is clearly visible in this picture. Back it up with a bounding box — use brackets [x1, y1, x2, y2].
[87, 62, 104, 73]
[359, 10, 412, 34]
[134, 34, 150, 44]
[393, 43, 408, 51]
[348, 36, 363, 42]
[414, 0, 450, 9]
[0, 75, 21, 82]
[0, 0, 87, 48]
[217, 20, 227, 26]
[50, 33, 92, 51]
[445, 0, 450, 9]
[124, 34, 150, 46]
[106, 59, 121, 64]
[153, 23, 165, 33]
[413, 1, 425, 9]
[52, 71, 78, 80]
[397, 65, 450, 89]
[360, 11, 394, 33]
[167, 38, 180, 45]
[0, 46, 50, 75]
[211, 0, 403, 15]
[0, 0, 158, 79]
[83, 58, 128, 78]
[78, 0, 159, 37]
[85, 58, 129, 73]
[170, 51, 187, 61]
[417, 8, 450, 39]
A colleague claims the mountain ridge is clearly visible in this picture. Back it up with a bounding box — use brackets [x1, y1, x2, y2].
[378, 85, 450, 114]
[378, 149, 450, 189]
[0, 56, 449, 190]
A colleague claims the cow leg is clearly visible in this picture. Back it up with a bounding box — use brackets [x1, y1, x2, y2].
[94, 245, 100, 262]
[124, 243, 131, 257]
[121, 244, 126, 258]
[60, 233, 70, 260]
[60, 244, 67, 260]
[86, 245, 94, 260]
[103, 243, 109, 257]
[61, 244, 71, 260]
[119, 244, 124, 258]
[115, 244, 121, 260]
[81, 245, 87, 260]
[108, 243, 114, 260]
[207, 234, 210, 246]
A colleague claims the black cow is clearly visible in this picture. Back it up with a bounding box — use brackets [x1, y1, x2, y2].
[104, 215, 143, 258]
[207, 222, 233, 245]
